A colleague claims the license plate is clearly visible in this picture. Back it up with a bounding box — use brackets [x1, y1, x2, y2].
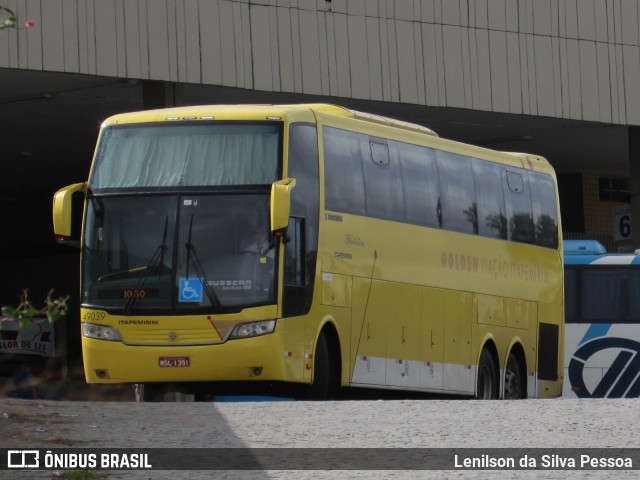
[159, 356, 190, 367]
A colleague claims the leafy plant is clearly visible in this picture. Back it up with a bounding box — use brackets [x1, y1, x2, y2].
[1, 289, 69, 329]
[0, 6, 34, 29]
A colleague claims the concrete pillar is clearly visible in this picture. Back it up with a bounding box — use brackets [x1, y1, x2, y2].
[142, 81, 184, 109]
[629, 126, 640, 251]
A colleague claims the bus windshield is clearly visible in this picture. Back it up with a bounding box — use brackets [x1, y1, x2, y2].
[82, 121, 282, 313]
[83, 194, 276, 312]
[90, 122, 281, 190]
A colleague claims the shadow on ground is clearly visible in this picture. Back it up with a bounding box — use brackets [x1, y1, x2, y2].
[0, 362, 135, 401]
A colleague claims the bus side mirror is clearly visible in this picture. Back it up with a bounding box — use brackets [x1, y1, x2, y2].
[270, 178, 296, 233]
[53, 182, 86, 247]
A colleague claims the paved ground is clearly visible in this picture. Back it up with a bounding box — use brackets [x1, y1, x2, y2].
[1, 389, 638, 480]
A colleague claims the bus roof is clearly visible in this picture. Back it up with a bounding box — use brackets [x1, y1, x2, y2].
[563, 240, 640, 265]
[100, 103, 554, 174]
[101, 103, 439, 137]
[563, 240, 607, 255]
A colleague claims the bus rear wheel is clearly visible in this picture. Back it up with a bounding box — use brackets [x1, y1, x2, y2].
[503, 353, 525, 399]
[476, 349, 498, 399]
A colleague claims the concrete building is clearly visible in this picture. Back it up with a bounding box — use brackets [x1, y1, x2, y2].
[1, 0, 639, 365]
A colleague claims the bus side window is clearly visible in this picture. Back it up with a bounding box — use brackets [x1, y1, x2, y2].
[630, 271, 640, 322]
[529, 171, 559, 249]
[324, 127, 365, 215]
[582, 270, 622, 321]
[564, 268, 577, 323]
[363, 139, 403, 221]
[503, 170, 535, 244]
[472, 159, 507, 240]
[397, 143, 440, 228]
[287, 123, 319, 317]
[284, 217, 305, 287]
[436, 151, 477, 235]
[283, 217, 306, 317]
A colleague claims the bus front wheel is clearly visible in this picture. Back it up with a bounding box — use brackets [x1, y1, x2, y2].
[476, 349, 498, 399]
[302, 332, 330, 400]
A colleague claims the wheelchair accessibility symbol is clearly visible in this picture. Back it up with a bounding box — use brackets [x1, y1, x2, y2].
[568, 337, 640, 398]
[179, 278, 203, 303]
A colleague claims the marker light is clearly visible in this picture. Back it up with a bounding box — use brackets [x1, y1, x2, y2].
[82, 323, 123, 341]
[229, 320, 276, 339]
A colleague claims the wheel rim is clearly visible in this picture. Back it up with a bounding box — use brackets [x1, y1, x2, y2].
[504, 356, 522, 399]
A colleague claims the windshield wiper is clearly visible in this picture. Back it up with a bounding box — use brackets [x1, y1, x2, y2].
[185, 214, 221, 308]
[123, 216, 169, 314]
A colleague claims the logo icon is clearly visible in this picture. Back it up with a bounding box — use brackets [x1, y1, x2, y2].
[178, 278, 203, 303]
[568, 337, 640, 398]
[7, 450, 40, 468]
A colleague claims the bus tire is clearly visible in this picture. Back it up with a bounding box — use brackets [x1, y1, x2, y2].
[303, 333, 330, 400]
[476, 349, 498, 399]
[503, 352, 525, 399]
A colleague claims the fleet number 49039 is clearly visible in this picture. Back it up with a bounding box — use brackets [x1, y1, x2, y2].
[82, 311, 106, 322]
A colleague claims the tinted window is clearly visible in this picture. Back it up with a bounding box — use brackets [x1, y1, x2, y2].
[397, 143, 440, 227]
[324, 127, 365, 215]
[324, 126, 559, 251]
[529, 171, 559, 248]
[583, 270, 622, 321]
[363, 139, 404, 220]
[503, 170, 534, 244]
[564, 268, 576, 322]
[472, 159, 507, 239]
[437, 151, 477, 234]
[285, 123, 319, 317]
[581, 268, 640, 323]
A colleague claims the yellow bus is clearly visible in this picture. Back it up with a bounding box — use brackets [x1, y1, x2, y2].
[53, 103, 563, 400]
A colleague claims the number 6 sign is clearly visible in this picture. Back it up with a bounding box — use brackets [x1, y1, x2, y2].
[613, 205, 632, 241]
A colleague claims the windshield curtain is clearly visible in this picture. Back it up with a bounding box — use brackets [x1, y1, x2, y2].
[82, 194, 277, 313]
[90, 123, 280, 189]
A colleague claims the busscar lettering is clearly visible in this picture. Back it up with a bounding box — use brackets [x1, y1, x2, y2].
[208, 279, 252, 290]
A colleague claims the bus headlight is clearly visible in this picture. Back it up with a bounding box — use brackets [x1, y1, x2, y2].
[82, 323, 123, 341]
[229, 320, 276, 339]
